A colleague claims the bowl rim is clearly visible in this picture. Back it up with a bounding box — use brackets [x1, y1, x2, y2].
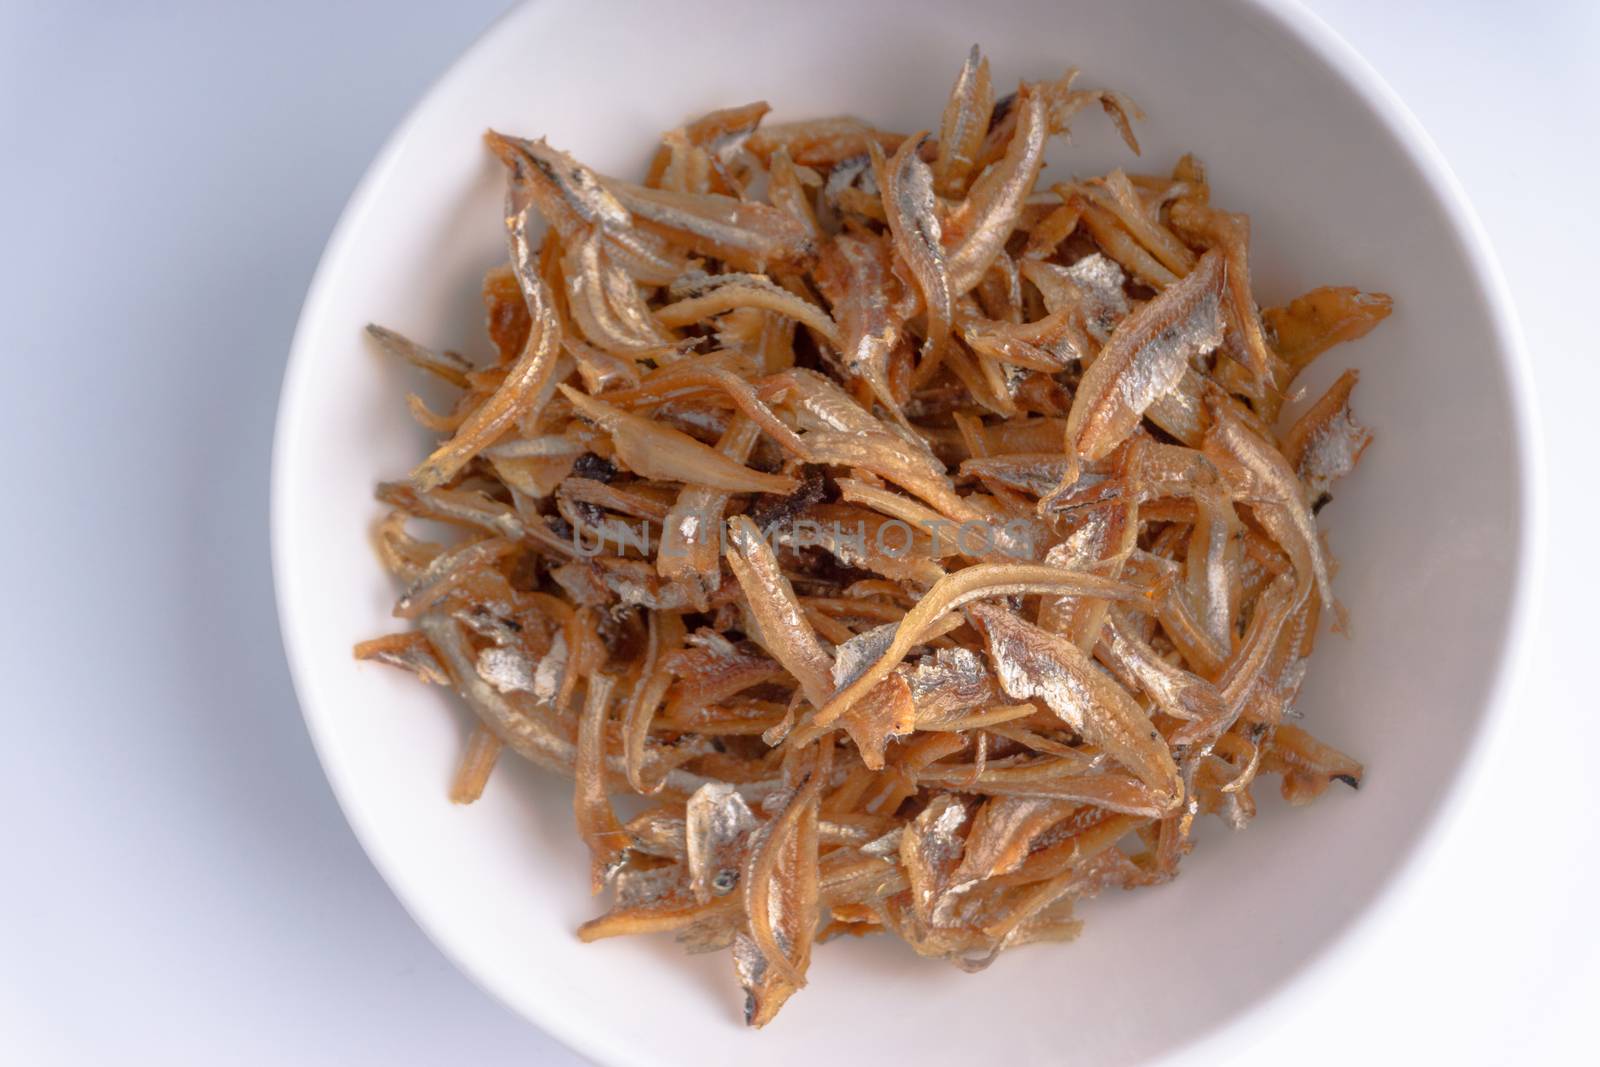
[270, 0, 1544, 1062]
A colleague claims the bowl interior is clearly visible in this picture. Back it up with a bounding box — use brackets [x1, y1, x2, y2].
[274, 1, 1529, 1064]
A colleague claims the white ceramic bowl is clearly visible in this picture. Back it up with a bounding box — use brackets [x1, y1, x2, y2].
[272, 1, 1538, 1063]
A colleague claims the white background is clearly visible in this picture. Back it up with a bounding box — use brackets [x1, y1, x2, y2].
[2, 1, 1594, 1063]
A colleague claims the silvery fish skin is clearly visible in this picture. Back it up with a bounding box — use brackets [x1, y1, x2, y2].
[822, 153, 874, 209]
[1095, 611, 1224, 724]
[658, 418, 762, 597]
[625, 811, 688, 860]
[874, 136, 951, 360]
[905, 647, 1000, 727]
[422, 613, 576, 775]
[938, 796, 1071, 917]
[814, 233, 903, 412]
[503, 134, 633, 232]
[731, 932, 770, 1025]
[945, 91, 1047, 295]
[561, 229, 676, 355]
[859, 825, 905, 858]
[406, 153, 566, 492]
[454, 601, 528, 652]
[531, 632, 568, 707]
[1062, 248, 1226, 473]
[726, 514, 835, 707]
[597, 558, 699, 612]
[831, 622, 900, 690]
[805, 562, 1148, 743]
[1282, 369, 1372, 500]
[969, 602, 1180, 805]
[685, 783, 760, 903]
[933, 44, 994, 197]
[377, 483, 528, 540]
[1295, 403, 1368, 499]
[1035, 507, 1129, 645]
[605, 179, 816, 270]
[1063, 252, 1130, 342]
[1203, 396, 1334, 613]
[474, 645, 537, 694]
[394, 538, 515, 618]
[900, 794, 968, 924]
[1144, 367, 1210, 447]
[614, 863, 687, 911]
[960, 452, 1079, 499]
[493, 132, 686, 284]
[1187, 492, 1239, 651]
[1170, 198, 1275, 385]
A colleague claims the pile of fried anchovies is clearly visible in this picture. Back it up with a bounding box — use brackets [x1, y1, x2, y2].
[356, 45, 1390, 1026]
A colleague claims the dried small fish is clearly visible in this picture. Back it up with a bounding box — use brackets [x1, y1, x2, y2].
[685, 783, 760, 902]
[1281, 369, 1373, 501]
[360, 50, 1385, 1028]
[575, 673, 627, 890]
[655, 271, 840, 346]
[933, 45, 995, 197]
[815, 232, 905, 412]
[488, 132, 689, 285]
[969, 603, 1180, 804]
[1095, 611, 1224, 724]
[839, 672, 917, 770]
[404, 155, 565, 490]
[959, 308, 1093, 371]
[353, 631, 449, 685]
[902, 794, 969, 925]
[1264, 286, 1393, 382]
[805, 563, 1145, 739]
[945, 91, 1047, 295]
[651, 100, 770, 195]
[1203, 393, 1334, 613]
[1263, 723, 1364, 804]
[874, 135, 951, 367]
[747, 117, 904, 167]
[365, 324, 472, 388]
[607, 179, 816, 270]
[906, 647, 1003, 727]
[1169, 197, 1276, 388]
[560, 385, 796, 494]
[561, 228, 677, 356]
[740, 743, 828, 1025]
[659, 416, 763, 597]
[449, 725, 503, 804]
[725, 514, 835, 707]
[1054, 248, 1225, 497]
